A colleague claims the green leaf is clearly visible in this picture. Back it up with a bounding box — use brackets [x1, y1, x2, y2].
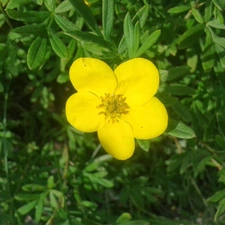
[102, 0, 114, 40]
[210, 29, 225, 48]
[6, 9, 50, 23]
[133, 22, 140, 55]
[27, 37, 48, 70]
[192, 7, 204, 24]
[57, 72, 69, 83]
[44, 0, 55, 12]
[22, 183, 46, 192]
[156, 94, 178, 107]
[136, 30, 161, 57]
[163, 85, 195, 96]
[212, 0, 224, 11]
[201, 29, 216, 71]
[11, 24, 46, 35]
[55, 0, 73, 13]
[168, 5, 190, 14]
[159, 70, 168, 82]
[207, 19, 225, 30]
[64, 30, 109, 49]
[5, 0, 31, 9]
[133, 5, 149, 28]
[49, 191, 58, 209]
[124, 12, 134, 58]
[35, 198, 44, 223]
[207, 189, 225, 203]
[48, 28, 67, 58]
[137, 139, 150, 152]
[15, 194, 40, 201]
[17, 200, 37, 215]
[216, 135, 225, 149]
[69, 0, 101, 35]
[178, 24, 205, 49]
[54, 14, 77, 31]
[166, 66, 190, 82]
[171, 101, 192, 122]
[116, 213, 132, 224]
[215, 44, 225, 68]
[166, 119, 196, 139]
[215, 198, 225, 221]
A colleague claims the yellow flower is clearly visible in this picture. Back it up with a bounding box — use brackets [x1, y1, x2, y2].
[66, 58, 168, 160]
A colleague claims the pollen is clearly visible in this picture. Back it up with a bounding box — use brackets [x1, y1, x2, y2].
[97, 93, 129, 123]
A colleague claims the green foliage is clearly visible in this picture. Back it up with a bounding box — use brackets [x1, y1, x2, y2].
[0, 0, 225, 224]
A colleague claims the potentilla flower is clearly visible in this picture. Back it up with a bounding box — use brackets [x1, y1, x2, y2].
[66, 58, 168, 160]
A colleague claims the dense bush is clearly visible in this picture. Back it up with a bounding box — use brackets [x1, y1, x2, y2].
[0, 0, 225, 224]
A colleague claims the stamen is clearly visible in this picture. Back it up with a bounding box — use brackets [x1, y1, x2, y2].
[97, 93, 129, 123]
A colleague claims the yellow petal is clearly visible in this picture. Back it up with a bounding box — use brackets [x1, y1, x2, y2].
[123, 97, 168, 139]
[70, 58, 117, 97]
[98, 120, 135, 160]
[114, 58, 159, 106]
[66, 92, 105, 132]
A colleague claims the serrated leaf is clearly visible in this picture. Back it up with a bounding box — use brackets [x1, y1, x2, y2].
[136, 30, 161, 57]
[137, 139, 150, 152]
[69, 0, 101, 35]
[102, 0, 114, 40]
[166, 119, 196, 139]
[18, 200, 37, 215]
[178, 24, 205, 49]
[192, 7, 204, 24]
[168, 5, 190, 14]
[48, 28, 67, 58]
[27, 37, 48, 70]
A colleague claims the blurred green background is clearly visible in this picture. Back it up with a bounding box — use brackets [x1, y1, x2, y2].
[0, 0, 225, 224]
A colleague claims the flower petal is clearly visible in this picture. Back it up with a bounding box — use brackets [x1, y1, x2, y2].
[124, 97, 168, 139]
[114, 58, 159, 106]
[66, 92, 105, 132]
[70, 58, 117, 97]
[98, 120, 135, 160]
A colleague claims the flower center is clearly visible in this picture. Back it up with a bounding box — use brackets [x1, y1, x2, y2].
[97, 93, 129, 123]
